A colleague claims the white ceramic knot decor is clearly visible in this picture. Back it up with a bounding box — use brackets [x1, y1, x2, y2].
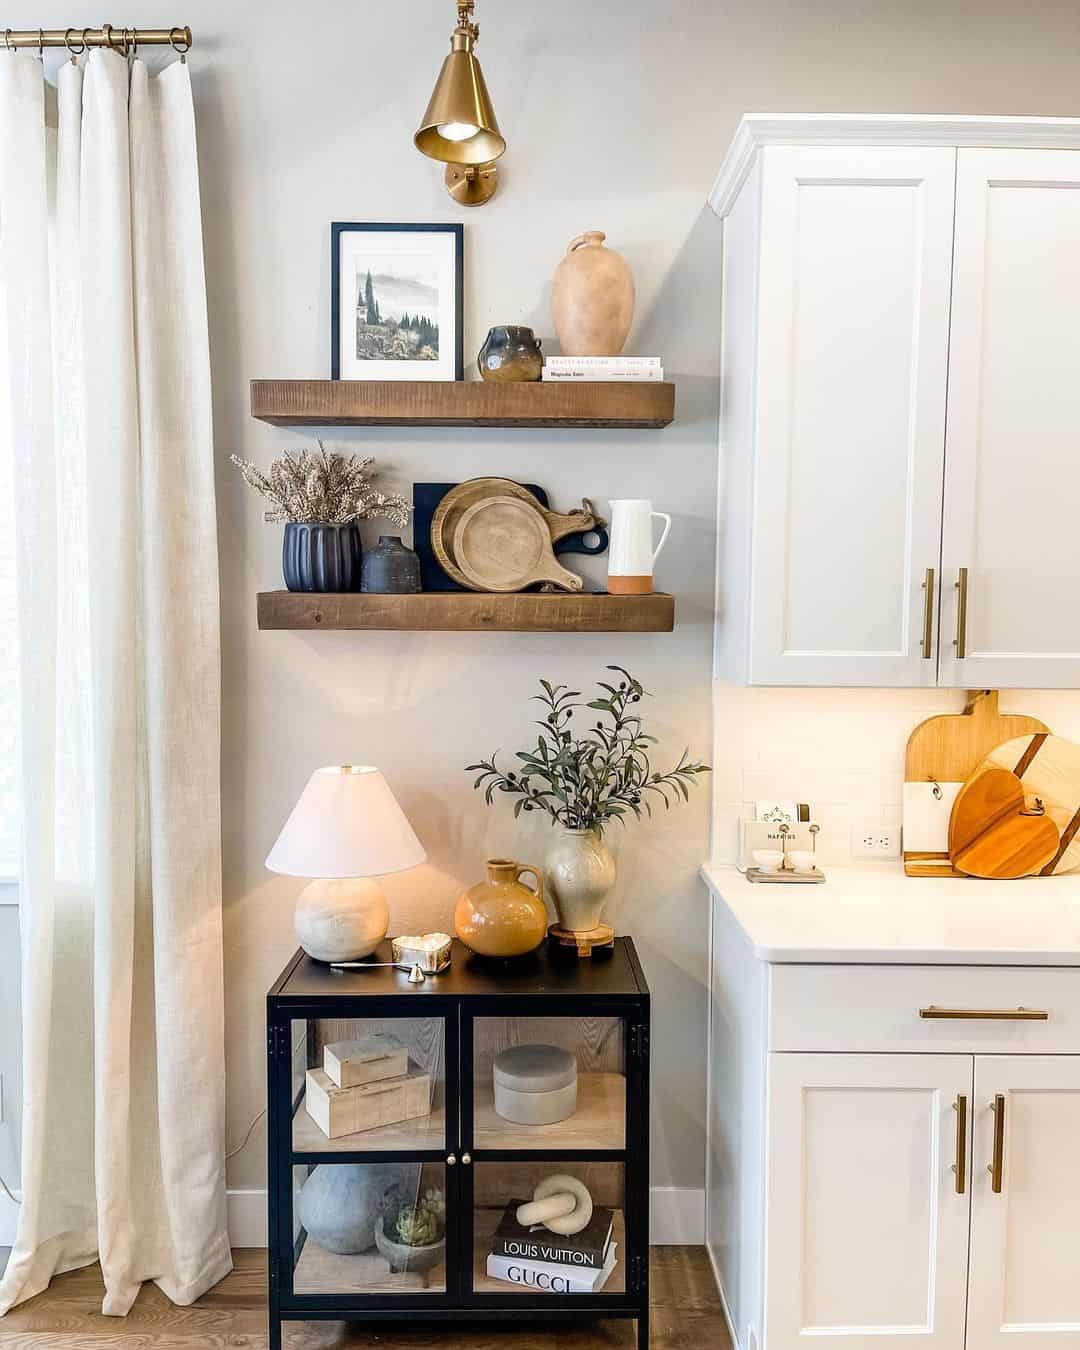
[516, 1175, 594, 1236]
[493, 1044, 577, 1125]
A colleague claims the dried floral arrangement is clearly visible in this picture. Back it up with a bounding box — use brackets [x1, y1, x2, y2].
[230, 440, 410, 528]
[467, 666, 710, 836]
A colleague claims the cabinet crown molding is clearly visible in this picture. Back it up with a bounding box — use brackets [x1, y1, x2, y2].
[709, 112, 1080, 217]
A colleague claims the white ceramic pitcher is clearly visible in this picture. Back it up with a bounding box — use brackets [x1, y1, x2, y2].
[607, 499, 672, 595]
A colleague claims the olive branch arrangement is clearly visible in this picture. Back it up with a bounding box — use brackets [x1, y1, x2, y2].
[466, 667, 710, 836]
[230, 440, 410, 528]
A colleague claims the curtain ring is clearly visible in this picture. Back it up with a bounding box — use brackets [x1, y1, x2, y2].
[64, 27, 85, 62]
[3, 30, 12, 52]
[38, 27, 45, 59]
[169, 26, 191, 62]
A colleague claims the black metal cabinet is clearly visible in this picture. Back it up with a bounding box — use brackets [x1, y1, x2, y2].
[266, 938, 651, 1349]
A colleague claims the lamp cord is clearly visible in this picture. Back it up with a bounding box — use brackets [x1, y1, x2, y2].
[0, 1107, 267, 1207]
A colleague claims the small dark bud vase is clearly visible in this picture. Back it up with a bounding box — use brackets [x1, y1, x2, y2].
[361, 536, 422, 594]
[478, 326, 544, 382]
[282, 522, 363, 592]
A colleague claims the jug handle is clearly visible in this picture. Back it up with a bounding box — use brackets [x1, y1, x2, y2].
[514, 864, 544, 905]
[651, 512, 672, 565]
[568, 231, 606, 253]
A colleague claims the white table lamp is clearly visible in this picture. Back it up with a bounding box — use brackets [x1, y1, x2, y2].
[266, 765, 426, 963]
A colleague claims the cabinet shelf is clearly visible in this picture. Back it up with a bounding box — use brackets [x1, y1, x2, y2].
[250, 379, 674, 429]
[474, 1072, 626, 1152]
[257, 590, 675, 633]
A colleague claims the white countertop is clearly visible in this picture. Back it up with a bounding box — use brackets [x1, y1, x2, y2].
[702, 862, 1080, 965]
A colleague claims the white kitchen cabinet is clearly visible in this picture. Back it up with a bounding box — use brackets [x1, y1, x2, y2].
[710, 116, 1080, 688]
[967, 1056, 1080, 1346]
[938, 150, 1080, 689]
[766, 1053, 972, 1348]
[704, 865, 1080, 1350]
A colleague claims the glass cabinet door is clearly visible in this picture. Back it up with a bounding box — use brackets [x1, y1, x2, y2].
[284, 1012, 457, 1302]
[469, 1014, 627, 1151]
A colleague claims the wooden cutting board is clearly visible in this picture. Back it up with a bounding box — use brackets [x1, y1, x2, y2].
[432, 478, 602, 590]
[453, 496, 584, 593]
[948, 765, 1060, 879]
[977, 734, 1080, 875]
[904, 690, 1050, 877]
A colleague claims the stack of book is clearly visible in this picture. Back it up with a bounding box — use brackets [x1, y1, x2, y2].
[485, 1200, 617, 1293]
[304, 1033, 432, 1140]
[542, 356, 663, 383]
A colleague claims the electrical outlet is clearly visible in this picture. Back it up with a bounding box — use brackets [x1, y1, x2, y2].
[850, 822, 902, 860]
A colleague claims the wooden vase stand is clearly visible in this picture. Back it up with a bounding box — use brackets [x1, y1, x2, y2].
[547, 922, 616, 958]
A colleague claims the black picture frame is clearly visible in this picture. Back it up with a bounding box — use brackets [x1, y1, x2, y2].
[330, 222, 464, 381]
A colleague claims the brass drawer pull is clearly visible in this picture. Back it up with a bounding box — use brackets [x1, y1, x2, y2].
[989, 1094, 1006, 1194]
[921, 567, 935, 660]
[952, 1094, 968, 1195]
[919, 1005, 1049, 1021]
[954, 567, 969, 659]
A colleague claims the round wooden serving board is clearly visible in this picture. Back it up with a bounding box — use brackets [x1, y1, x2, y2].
[453, 497, 584, 593]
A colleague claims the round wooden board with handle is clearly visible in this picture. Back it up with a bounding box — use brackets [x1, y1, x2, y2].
[452, 496, 584, 593]
[969, 734, 1080, 876]
[431, 477, 601, 589]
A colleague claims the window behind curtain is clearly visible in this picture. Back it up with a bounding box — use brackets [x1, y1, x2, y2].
[0, 270, 20, 879]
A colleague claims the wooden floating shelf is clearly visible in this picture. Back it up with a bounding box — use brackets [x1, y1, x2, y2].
[257, 591, 675, 633]
[250, 379, 674, 428]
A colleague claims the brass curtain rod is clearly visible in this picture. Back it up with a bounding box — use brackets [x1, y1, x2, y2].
[2, 25, 191, 53]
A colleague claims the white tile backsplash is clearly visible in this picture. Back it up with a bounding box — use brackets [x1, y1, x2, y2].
[711, 683, 1080, 865]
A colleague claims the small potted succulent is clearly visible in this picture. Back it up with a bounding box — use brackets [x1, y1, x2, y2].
[467, 667, 710, 935]
[375, 1186, 447, 1279]
[231, 441, 410, 592]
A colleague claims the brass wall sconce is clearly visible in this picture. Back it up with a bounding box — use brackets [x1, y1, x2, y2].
[414, 0, 505, 207]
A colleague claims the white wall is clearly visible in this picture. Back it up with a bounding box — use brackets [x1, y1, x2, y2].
[4, 0, 1080, 1222]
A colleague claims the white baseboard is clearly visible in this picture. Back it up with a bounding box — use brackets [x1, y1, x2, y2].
[3, 1185, 706, 1253]
[227, 1186, 706, 1250]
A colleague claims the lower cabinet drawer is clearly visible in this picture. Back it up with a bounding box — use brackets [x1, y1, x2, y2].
[769, 963, 1080, 1053]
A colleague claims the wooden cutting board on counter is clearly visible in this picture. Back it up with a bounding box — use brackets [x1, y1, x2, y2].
[903, 690, 1050, 877]
[949, 765, 1061, 879]
[974, 734, 1080, 875]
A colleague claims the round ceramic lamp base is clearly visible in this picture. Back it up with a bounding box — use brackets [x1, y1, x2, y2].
[445, 162, 498, 206]
[295, 877, 390, 963]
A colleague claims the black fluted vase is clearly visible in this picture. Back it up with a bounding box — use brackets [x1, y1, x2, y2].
[282, 522, 363, 592]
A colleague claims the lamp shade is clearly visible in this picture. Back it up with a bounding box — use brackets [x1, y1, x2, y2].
[414, 29, 505, 167]
[266, 766, 426, 879]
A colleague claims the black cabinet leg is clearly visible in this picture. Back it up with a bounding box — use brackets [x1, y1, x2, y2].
[638, 1309, 650, 1350]
[268, 1313, 282, 1350]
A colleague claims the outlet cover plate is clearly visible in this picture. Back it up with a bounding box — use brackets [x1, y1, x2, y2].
[850, 822, 902, 860]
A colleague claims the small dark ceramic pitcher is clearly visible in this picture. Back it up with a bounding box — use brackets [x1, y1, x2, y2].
[282, 522, 362, 592]
[478, 326, 544, 382]
[361, 536, 422, 594]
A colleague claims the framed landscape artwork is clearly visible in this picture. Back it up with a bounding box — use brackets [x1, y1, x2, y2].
[331, 222, 464, 381]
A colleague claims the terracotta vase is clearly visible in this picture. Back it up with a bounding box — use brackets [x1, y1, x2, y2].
[544, 828, 616, 933]
[454, 859, 548, 958]
[551, 231, 635, 357]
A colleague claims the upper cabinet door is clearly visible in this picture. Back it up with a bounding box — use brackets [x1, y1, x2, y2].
[967, 1055, 1080, 1346]
[939, 149, 1080, 688]
[748, 146, 956, 686]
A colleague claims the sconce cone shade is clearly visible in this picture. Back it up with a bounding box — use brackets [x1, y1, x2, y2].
[414, 33, 505, 167]
[266, 766, 426, 879]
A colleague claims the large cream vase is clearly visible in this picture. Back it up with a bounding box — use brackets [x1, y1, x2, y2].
[551, 231, 635, 357]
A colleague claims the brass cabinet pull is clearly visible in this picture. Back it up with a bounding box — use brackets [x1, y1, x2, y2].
[921, 567, 936, 659]
[952, 1094, 968, 1195]
[919, 1005, 1049, 1021]
[954, 567, 969, 659]
[989, 1094, 1006, 1193]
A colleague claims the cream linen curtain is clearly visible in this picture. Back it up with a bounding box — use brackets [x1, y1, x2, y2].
[0, 49, 230, 1315]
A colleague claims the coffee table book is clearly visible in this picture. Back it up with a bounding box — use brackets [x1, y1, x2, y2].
[491, 1199, 614, 1270]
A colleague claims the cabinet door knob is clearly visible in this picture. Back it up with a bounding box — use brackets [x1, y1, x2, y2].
[447, 1153, 456, 1166]
[461, 1152, 472, 1166]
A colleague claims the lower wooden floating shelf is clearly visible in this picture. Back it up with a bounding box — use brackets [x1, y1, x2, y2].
[257, 591, 675, 633]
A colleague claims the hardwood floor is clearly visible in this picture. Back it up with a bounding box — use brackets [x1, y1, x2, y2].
[0, 1247, 732, 1349]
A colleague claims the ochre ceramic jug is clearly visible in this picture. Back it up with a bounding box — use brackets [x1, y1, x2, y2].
[551, 231, 635, 356]
[455, 859, 548, 958]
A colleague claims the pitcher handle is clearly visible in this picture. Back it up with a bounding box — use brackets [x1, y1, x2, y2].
[651, 511, 672, 566]
[514, 864, 544, 906]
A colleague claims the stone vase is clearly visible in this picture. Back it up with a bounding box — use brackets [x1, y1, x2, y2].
[551, 231, 635, 357]
[299, 1162, 417, 1254]
[544, 828, 616, 933]
[361, 535, 422, 594]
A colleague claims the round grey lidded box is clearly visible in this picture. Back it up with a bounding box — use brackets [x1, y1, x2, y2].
[493, 1044, 578, 1125]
